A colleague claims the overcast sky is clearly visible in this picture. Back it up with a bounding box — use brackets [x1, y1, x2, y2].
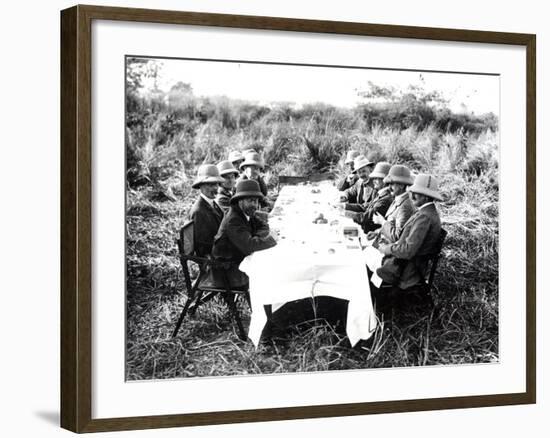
[136, 57, 499, 115]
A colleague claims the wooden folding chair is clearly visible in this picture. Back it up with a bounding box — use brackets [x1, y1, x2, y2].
[172, 221, 251, 340]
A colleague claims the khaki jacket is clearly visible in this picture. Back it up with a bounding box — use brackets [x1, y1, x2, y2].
[379, 192, 415, 242]
[388, 203, 442, 289]
[337, 173, 358, 191]
[342, 179, 377, 212]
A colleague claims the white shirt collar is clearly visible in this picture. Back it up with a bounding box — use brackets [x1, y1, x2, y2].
[200, 193, 216, 207]
[419, 201, 435, 210]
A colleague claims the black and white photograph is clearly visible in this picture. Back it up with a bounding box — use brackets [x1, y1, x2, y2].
[125, 56, 499, 380]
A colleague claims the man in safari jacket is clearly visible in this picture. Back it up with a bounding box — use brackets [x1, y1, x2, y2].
[237, 151, 271, 209]
[377, 174, 443, 290]
[340, 155, 376, 212]
[188, 164, 225, 257]
[215, 160, 240, 212]
[337, 150, 360, 191]
[371, 164, 415, 243]
[359, 161, 394, 233]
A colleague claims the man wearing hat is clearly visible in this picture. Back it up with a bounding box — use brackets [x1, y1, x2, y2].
[228, 150, 245, 171]
[188, 164, 226, 257]
[339, 155, 376, 211]
[368, 164, 415, 243]
[212, 179, 277, 286]
[376, 174, 443, 290]
[237, 151, 270, 207]
[216, 160, 240, 212]
[337, 150, 360, 191]
[358, 161, 394, 233]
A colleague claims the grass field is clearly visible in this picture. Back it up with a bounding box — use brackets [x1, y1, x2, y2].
[125, 83, 499, 380]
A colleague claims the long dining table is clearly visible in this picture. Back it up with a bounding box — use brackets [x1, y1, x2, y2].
[239, 180, 378, 347]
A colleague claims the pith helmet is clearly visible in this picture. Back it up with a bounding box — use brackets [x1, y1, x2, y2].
[230, 179, 265, 204]
[407, 174, 443, 201]
[345, 150, 360, 165]
[369, 162, 392, 179]
[191, 164, 224, 189]
[383, 164, 414, 185]
[352, 155, 375, 173]
[228, 150, 244, 164]
[239, 151, 264, 170]
[217, 160, 239, 177]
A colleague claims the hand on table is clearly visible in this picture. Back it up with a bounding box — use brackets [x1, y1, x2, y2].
[269, 229, 279, 242]
[334, 201, 346, 213]
[372, 212, 386, 226]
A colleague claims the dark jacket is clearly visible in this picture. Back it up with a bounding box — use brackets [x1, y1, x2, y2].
[212, 204, 277, 286]
[379, 192, 415, 242]
[215, 186, 234, 212]
[188, 196, 224, 257]
[361, 186, 394, 233]
[212, 204, 276, 263]
[337, 173, 358, 191]
[341, 179, 377, 212]
[387, 203, 442, 289]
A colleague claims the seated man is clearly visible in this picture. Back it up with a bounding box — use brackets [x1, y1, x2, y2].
[188, 164, 225, 257]
[358, 162, 393, 233]
[228, 150, 245, 171]
[212, 179, 278, 286]
[339, 155, 376, 212]
[237, 151, 270, 208]
[376, 174, 443, 290]
[368, 164, 415, 243]
[337, 150, 360, 191]
[216, 160, 239, 212]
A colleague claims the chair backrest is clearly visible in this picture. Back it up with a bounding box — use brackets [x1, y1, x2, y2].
[178, 221, 195, 257]
[278, 173, 334, 189]
[176, 220, 246, 294]
[435, 228, 447, 254]
[426, 228, 447, 289]
[308, 172, 334, 182]
[278, 175, 308, 186]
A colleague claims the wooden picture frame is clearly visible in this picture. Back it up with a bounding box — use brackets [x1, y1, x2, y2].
[60, 4, 536, 433]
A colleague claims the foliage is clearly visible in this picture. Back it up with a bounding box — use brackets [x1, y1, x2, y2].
[356, 80, 498, 133]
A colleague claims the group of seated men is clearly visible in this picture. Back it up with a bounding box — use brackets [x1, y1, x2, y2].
[188, 146, 443, 297]
[338, 150, 443, 291]
[188, 150, 277, 287]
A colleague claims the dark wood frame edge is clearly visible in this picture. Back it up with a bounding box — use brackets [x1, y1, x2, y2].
[60, 4, 536, 433]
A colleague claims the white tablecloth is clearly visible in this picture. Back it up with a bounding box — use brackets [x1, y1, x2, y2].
[240, 181, 378, 347]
